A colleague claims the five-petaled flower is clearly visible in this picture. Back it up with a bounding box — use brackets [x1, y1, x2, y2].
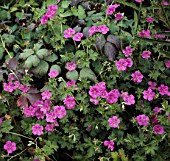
[4, 141, 16, 154]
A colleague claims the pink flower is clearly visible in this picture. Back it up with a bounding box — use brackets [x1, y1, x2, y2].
[154, 34, 165, 39]
[136, 114, 149, 126]
[19, 85, 30, 93]
[125, 58, 133, 67]
[153, 125, 164, 134]
[41, 15, 48, 25]
[63, 95, 76, 109]
[98, 25, 109, 34]
[104, 140, 114, 151]
[165, 60, 170, 68]
[122, 46, 133, 57]
[32, 124, 43, 135]
[152, 115, 159, 124]
[162, 1, 169, 5]
[45, 124, 54, 132]
[148, 81, 157, 90]
[54, 105, 66, 119]
[24, 106, 36, 117]
[101, 90, 108, 98]
[73, 33, 83, 41]
[131, 71, 143, 83]
[89, 86, 101, 98]
[45, 9, 56, 18]
[141, 51, 151, 59]
[46, 111, 57, 122]
[153, 107, 162, 114]
[3, 82, 15, 92]
[116, 58, 128, 71]
[41, 90, 52, 100]
[4, 141, 16, 154]
[66, 62, 76, 71]
[108, 116, 120, 128]
[138, 30, 151, 38]
[13, 81, 20, 89]
[123, 94, 135, 105]
[48, 5, 58, 10]
[89, 26, 98, 36]
[106, 4, 120, 15]
[158, 84, 169, 95]
[115, 13, 123, 21]
[96, 82, 106, 91]
[48, 70, 59, 78]
[135, 0, 144, 2]
[0, 118, 3, 124]
[8, 74, 15, 80]
[143, 88, 155, 101]
[106, 90, 119, 104]
[90, 98, 99, 105]
[67, 80, 77, 88]
[146, 17, 154, 23]
[64, 28, 75, 38]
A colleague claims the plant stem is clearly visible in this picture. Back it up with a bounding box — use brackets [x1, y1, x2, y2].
[8, 132, 34, 141]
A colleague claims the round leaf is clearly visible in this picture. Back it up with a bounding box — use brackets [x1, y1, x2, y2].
[66, 70, 79, 81]
[24, 55, 40, 68]
[79, 68, 96, 82]
[36, 49, 50, 59]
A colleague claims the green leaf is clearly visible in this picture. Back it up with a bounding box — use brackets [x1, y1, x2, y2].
[44, 54, 58, 62]
[0, 10, 11, 20]
[36, 49, 49, 59]
[61, 1, 70, 8]
[66, 70, 79, 80]
[79, 68, 96, 82]
[34, 42, 43, 52]
[2, 34, 15, 43]
[32, 60, 49, 76]
[0, 120, 13, 133]
[50, 65, 61, 74]
[60, 10, 73, 17]
[77, 5, 86, 19]
[19, 49, 34, 60]
[24, 55, 40, 68]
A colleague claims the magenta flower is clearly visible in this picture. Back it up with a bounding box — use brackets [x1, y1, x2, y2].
[32, 124, 43, 135]
[136, 114, 149, 126]
[67, 80, 77, 88]
[154, 33, 166, 39]
[54, 105, 66, 119]
[66, 62, 76, 71]
[152, 115, 159, 124]
[89, 26, 98, 36]
[148, 81, 157, 90]
[143, 88, 155, 101]
[98, 25, 109, 34]
[116, 58, 128, 71]
[146, 17, 154, 23]
[158, 84, 169, 95]
[45, 9, 56, 18]
[115, 13, 123, 21]
[162, 1, 169, 5]
[35, 111, 45, 120]
[24, 106, 36, 117]
[153, 107, 162, 114]
[8, 74, 15, 80]
[123, 94, 135, 105]
[135, 0, 144, 2]
[153, 125, 164, 134]
[125, 58, 133, 67]
[131, 71, 143, 83]
[141, 51, 151, 59]
[106, 90, 119, 104]
[48, 70, 59, 78]
[40, 103, 50, 114]
[73, 32, 83, 41]
[108, 116, 120, 128]
[64, 28, 75, 38]
[0, 118, 3, 124]
[96, 82, 106, 91]
[3, 82, 15, 92]
[89, 86, 101, 98]
[104, 140, 114, 151]
[101, 90, 108, 98]
[4, 141, 16, 154]
[41, 15, 48, 25]
[48, 5, 58, 10]
[138, 30, 151, 38]
[165, 60, 170, 68]
[45, 124, 55, 132]
[19, 85, 30, 93]
[106, 4, 120, 15]
[122, 46, 133, 57]
[90, 98, 99, 105]
[41, 90, 52, 100]
[63, 95, 76, 109]
[13, 81, 20, 90]
[46, 111, 57, 122]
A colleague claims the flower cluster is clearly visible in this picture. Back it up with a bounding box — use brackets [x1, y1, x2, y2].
[116, 58, 133, 71]
[41, 5, 58, 24]
[104, 140, 114, 151]
[88, 25, 109, 36]
[64, 28, 83, 41]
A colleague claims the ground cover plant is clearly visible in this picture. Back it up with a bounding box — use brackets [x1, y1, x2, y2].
[0, 0, 170, 160]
